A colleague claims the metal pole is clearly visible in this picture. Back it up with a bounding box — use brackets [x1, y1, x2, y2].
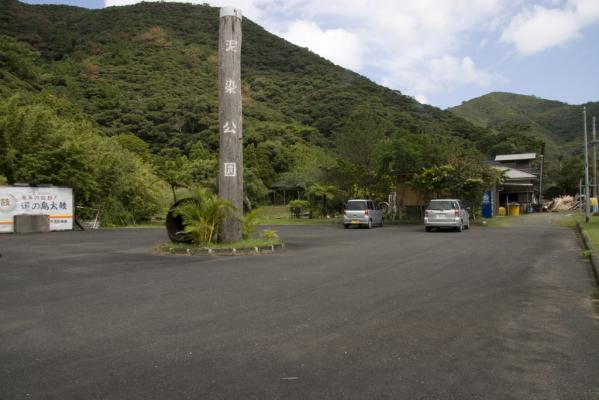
[538, 143, 545, 208]
[594, 116, 597, 198]
[584, 107, 590, 223]
[580, 178, 583, 215]
[218, 7, 243, 242]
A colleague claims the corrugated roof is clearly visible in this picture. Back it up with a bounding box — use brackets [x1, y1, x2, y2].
[492, 165, 537, 180]
[495, 153, 536, 161]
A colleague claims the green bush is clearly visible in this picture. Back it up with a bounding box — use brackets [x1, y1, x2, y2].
[288, 199, 311, 218]
[172, 187, 236, 245]
[0, 93, 167, 225]
[242, 207, 263, 240]
[261, 229, 279, 241]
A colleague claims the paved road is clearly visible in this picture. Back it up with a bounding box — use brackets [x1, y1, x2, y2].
[1, 221, 598, 399]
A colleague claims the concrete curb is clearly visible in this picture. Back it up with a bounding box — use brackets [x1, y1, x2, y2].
[575, 221, 599, 284]
[162, 242, 285, 257]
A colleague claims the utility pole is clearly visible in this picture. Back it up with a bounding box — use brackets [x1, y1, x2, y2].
[584, 107, 590, 223]
[593, 116, 597, 197]
[580, 178, 583, 215]
[218, 7, 243, 242]
[538, 143, 545, 208]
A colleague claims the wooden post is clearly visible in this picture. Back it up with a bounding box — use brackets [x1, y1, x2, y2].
[218, 7, 243, 243]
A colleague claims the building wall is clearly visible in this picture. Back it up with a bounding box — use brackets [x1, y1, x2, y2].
[496, 160, 535, 173]
[396, 183, 425, 206]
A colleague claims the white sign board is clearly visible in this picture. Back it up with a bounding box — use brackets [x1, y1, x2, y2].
[0, 186, 74, 233]
[224, 162, 236, 177]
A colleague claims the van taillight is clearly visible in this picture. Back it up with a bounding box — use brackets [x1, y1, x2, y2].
[455, 210, 460, 217]
[425, 210, 429, 217]
[364, 209, 369, 216]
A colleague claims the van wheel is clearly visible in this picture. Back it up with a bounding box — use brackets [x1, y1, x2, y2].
[344, 224, 349, 229]
[425, 227, 432, 232]
[367, 219, 372, 229]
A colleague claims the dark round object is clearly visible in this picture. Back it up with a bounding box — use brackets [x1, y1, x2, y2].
[166, 198, 195, 244]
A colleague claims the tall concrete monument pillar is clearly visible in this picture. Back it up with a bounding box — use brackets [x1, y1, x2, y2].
[218, 7, 243, 243]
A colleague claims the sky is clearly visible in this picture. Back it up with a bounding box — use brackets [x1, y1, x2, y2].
[23, 0, 599, 109]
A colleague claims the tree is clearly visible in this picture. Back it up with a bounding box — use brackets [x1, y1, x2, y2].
[0, 35, 39, 84]
[411, 164, 456, 199]
[152, 154, 191, 203]
[333, 103, 393, 195]
[0, 92, 166, 225]
[306, 183, 338, 216]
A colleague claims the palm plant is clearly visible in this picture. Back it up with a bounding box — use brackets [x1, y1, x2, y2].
[307, 183, 337, 216]
[242, 208, 263, 240]
[172, 187, 236, 245]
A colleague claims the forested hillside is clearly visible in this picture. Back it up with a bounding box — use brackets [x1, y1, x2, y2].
[451, 92, 599, 148]
[0, 0, 577, 223]
[451, 92, 599, 196]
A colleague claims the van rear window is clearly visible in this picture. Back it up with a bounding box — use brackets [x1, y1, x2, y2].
[346, 201, 367, 210]
[427, 201, 455, 210]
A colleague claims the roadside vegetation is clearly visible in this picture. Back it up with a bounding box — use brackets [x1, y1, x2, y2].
[480, 216, 514, 228]
[164, 187, 281, 250]
[156, 235, 281, 254]
[574, 216, 599, 252]
[1, 1, 593, 229]
[481, 212, 580, 229]
[258, 205, 340, 225]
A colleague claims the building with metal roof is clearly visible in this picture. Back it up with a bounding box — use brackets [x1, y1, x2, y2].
[495, 153, 536, 161]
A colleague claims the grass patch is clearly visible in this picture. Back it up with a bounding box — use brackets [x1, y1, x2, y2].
[260, 217, 341, 225]
[155, 236, 282, 255]
[257, 205, 341, 225]
[580, 217, 599, 252]
[259, 205, 289, 218]
[157, 236, 281, 251]
[556, 213, 580, 228]
[565, 212, 599, 253]
[202, 237, 281, 249]
[479, 216, 513, 228]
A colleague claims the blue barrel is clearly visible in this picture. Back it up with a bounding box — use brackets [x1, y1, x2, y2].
[482, 191, 493, 218]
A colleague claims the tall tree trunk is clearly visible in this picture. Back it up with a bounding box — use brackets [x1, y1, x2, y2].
[171, 184, 177, 204]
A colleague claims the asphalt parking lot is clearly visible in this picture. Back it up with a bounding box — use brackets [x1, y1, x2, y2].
[1, 221, 599, 399]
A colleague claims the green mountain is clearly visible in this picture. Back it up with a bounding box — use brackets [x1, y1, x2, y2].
[450, 92, 599, 197]
[450, 92, 599, 150]
[0, 0, 491, 142]
[0, 0, 484, 147]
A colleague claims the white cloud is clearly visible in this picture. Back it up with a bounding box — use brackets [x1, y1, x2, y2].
[102, 0, 599, 105]
[382, 55, 496, 97]
[414, 94, 428, 104]
[269, 1, 508, 101]
[279, 20, 366, 70]
[501, 0, 599, 55]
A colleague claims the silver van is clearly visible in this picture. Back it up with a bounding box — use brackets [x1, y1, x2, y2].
[343, 199, 384, 229]
[424, 199, 470, 232]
